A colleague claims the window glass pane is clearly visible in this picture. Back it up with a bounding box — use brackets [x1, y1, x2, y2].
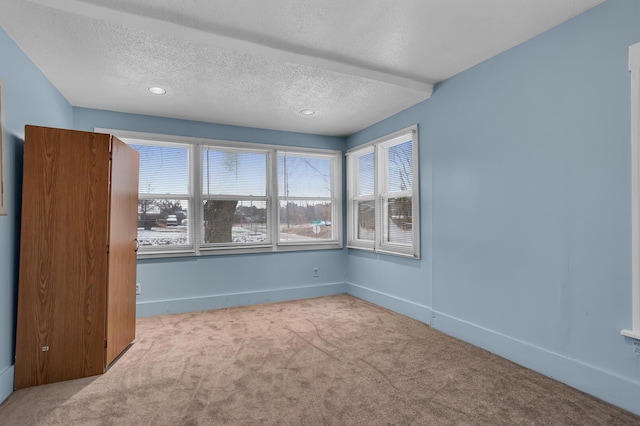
[203, 149, 267, 196]
[202, 200, 267, 244]
[358, 152, 374, 196]
[356, 200, 375, 241]
[279, 200, 333, 241]
[137, 199, 189, 246]
[386, 197, 413, 245]
[278, 154, 331, 198]
[387, 140, 412, 192]
[130, 144, 189, 195]
[126, 135, 341, 253]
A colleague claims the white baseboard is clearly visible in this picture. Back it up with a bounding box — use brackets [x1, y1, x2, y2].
[136, 282, 347, 317]
[0, 365, 14, 405]
[431, 310, 640, 416]
[345, 283, 640, 416]
[346, 283, 432, 324]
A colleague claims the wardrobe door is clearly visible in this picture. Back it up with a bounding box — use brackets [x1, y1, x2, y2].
[105, 136, 139, 365]
[14, 126, 111, 389]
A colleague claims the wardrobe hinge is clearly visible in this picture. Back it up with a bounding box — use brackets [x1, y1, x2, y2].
[106, 245, 110, 253]
[104, 340, 108, 349]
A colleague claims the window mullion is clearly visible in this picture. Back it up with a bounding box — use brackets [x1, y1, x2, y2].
[269, 149, 278, 248]
[374, 144, 383, 252]
[193, 143, 203, 253]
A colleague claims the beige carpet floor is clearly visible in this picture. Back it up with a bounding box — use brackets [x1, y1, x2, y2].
[0, 294, 638, 425]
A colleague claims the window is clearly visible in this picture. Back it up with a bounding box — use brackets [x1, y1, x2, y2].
[278, 151, 340, 243]
[105, 130, 342, 257]
[347, 125, 420, 258]
[350, 146, 376, 246]
[201, 147, 270, 249]
[129, 141, 193, 254]
[624, 41, 640, 341]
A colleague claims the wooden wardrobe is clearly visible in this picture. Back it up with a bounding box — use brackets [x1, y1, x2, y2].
[14, 125, 139, 389]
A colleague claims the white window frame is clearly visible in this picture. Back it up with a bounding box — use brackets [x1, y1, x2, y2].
[623, 42, 640, 341]
[97, 128, 342, 258]
[199, 144, 273, 252]
[348, 145, 376, 250]
[347, 125, 420, 258]
[277, 149, 342, 246]
[127, 139, 195, 255]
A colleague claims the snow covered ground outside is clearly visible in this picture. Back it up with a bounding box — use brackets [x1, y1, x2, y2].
[137, 227, 189, 246]
[137, 226, 268, 246]
[137, 222, 343, 246]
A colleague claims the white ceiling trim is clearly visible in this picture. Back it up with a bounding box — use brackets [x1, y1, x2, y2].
[26, 0, 433, 96]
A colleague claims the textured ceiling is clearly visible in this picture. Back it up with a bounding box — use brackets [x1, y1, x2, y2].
[0, 0, 604, 136]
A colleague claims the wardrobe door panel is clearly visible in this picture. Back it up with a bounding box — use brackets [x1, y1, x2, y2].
[105, 137, 139, 365]
[14, 126, 111, 389]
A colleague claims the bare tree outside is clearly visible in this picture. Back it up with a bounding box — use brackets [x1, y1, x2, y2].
[137, 183, 157, 229]
[203, 199, 237, 242]
[203, 151, 239, 243]
[388, 141, 413, 231]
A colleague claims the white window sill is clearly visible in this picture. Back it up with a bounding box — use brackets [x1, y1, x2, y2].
[621, 329, 640, 340]
[136, 242, 343, 259]
[347, 245, 419, 259]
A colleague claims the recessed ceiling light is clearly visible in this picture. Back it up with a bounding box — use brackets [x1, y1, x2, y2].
[300, 109, 315, 115]
[148, 86, 166, 95]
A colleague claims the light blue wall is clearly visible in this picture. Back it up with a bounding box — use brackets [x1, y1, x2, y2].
[130, 251, 346, 317]
[347, 0, 640, 415]
[0, 27, 74, 404]
[74, 108, 345, 150]
[74, 108, 348, 317]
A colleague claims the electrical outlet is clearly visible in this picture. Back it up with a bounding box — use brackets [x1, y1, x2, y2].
[313, 268, 319, 278]
[136, 283, 141, 295]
